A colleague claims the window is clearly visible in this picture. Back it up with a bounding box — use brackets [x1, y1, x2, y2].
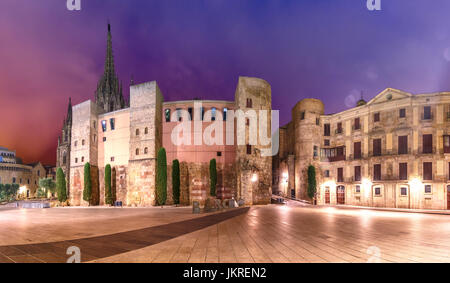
[354, 142, 361, 159]
[423, 162, 432, 180]
[444, 136, 450, 153]
[354, 166, 361, 182]
[63, 153, 67, 165]
[223, 108, 228, 121]
[101, 120, 107, 132]
[373, 164, 381, 181]
[313, 146, 318, 157]
[188, 108, 193, 121]
[337, 168, 344, 182]
[136, 148, 140, 156]
[425, 185, 432, 194]
[111, 157, 115, 162]
[176, 108, 182, 121]
[373, 139, 381, 156]
[165, 109, 171, 122]
[399, 108, 406, 118]
[354, 117, 360, 130]
[316, 118, 320, 125]
[398, 136, 408, 155]
[103, 137, 107, 142]
[374, 187, 381, 196]
[75, 158, 78, 163]
[201, 107, 205, 121]
[336, 122, 343, 134]
[246, 98, 253, 108]
[246, 145, 252, 155]
[12, 177, 16, 184]
[324, 139, 330, 146]
[324, 124, 331, 136]
[136, 129, 140, 136]
[211, 108, 216, 121]
[423, 106, 431, 120]
[398, 163, 408, 180]
[74, 141, 78, 147]
[145, 127, 148, 135]
[423, 134, 433, 153]
[82, 139, 85, 146]
[355, 185, 361, 193]
[300, 111, 305, 120]
[400, 187, 408, 196]
[108, 118, 115, 130]
[81, 157, 84, 163]
[374, 113, 380, 122]
[324, 170, 330, 177]
[217, 152, 222, 157]
[144, 147, 148, 154]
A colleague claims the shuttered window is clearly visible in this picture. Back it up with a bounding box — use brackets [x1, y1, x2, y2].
[373, 164, 381, 181]
[399, 163, 408, 180]
[373, 139, 381, 156]
[354, 166, 361, 182]
[337, 168, 344, 182]
[354, 142, 362, 159]
[423, 162, 432, 180]
[423, 134, 433, 154]
[398, 136, 408, 155]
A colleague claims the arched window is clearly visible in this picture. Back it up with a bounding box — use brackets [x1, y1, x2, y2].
[165, 109, 171, 122]
[136, 148, 140, 155]
[145, 127, 148, 134]
[144, 147, 148, 154]
[63, 152, 67, 165]
[136, 129, 140, 136]
[74, 141, 78, 147]
[82, 139, 85, 146]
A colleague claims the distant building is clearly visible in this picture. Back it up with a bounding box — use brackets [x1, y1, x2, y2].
[274, 89, 450, 210]
[57, 24, 273, 207]
[0, 147, 45, 197]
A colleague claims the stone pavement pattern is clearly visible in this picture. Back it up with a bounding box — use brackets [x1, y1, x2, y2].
[2, 202, 450, 263]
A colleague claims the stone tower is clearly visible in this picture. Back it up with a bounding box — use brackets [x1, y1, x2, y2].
[292, 99, 324, 200]
[234, 77, 272, 205]
[95, 24, 126, 113]
[56, 97, 72, 191]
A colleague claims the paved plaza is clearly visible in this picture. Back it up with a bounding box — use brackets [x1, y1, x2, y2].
[1, 202, 450, 263]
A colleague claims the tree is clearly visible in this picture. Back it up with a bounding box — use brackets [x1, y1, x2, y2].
[83, 162, 92, 204]
[209, 159, 217, 197]
[172, 159, 180, 205]
[0, 184, 19, 202]
[56, 168, 67, 202]
[156, 147, 167, 206]
[39, 178, 56, 198]
[104, 164, 113, 205]
[307, 165, 317, 202]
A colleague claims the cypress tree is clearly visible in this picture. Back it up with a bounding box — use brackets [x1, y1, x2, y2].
[105, 164, 112, 205]
[209, 158, 217, 197]
[56, 168, 67, 202]
[83, 162, 92, 204]
[172, 159, 180, 205]
[307, 165, 317, 201]
[156, 148, 167, 206]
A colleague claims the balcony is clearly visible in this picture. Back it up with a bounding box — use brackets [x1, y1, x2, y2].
[321, 146, 346, 162]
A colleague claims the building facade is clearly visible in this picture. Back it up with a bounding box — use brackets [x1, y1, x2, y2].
[0, 147, 45, 197]
[274, 88, 450, 210]
[57, 25, 273, 207]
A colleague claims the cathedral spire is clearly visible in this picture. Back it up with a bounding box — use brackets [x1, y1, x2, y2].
[95, 23, 125, 113]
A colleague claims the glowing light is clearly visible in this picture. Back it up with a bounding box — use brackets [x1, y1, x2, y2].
[409, 178, 423, 192]
[362, 178, 372, 198]
[19, 186, 27, 195]
[282, 172, 288, 183]
[251, 174, 258, 183]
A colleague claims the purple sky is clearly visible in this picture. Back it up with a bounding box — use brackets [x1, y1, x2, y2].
[1, 0, 450, 164]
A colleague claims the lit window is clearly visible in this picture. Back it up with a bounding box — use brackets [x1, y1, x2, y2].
[110, 118, 115, 130]
[165, 109, 171, 122]
[101, 120, 107, 132]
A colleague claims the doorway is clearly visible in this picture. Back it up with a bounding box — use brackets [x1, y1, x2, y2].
[325, 187, 330, 204]
[337, 186, 345, 205]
